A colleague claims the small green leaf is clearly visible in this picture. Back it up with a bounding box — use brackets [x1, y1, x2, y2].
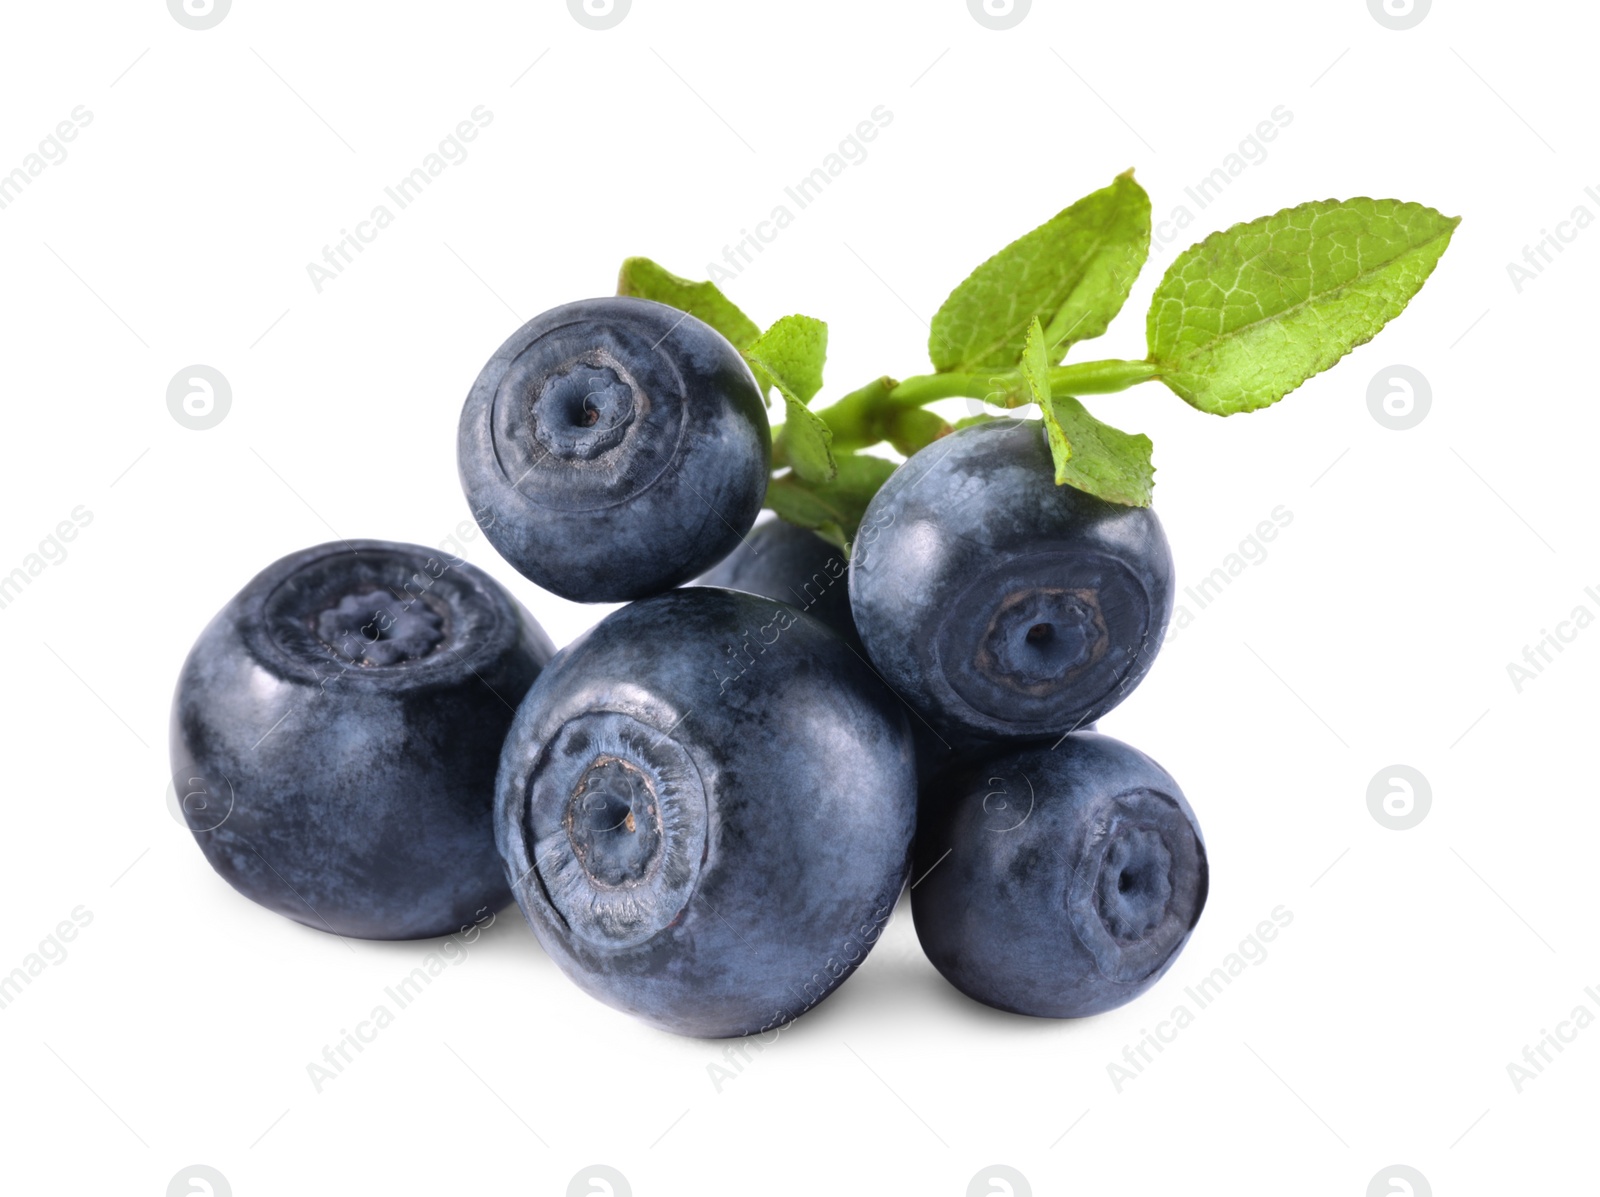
[1046, 396, 1155, 507]
[747, 315, 833, 482]
[1019, 318, 1051, 401]
[1020, 318, 1067, 469]
[765, 452, 897, 549]
[1147, 198, 1461, 415]
[745, 315, 827, 406]
[775, 403, 835, 483]
[1024, 322, 1082, 491]
[929, 171, 1151, 373]
[617, 257, 761, 350]
[1024, 318, 1153, 505]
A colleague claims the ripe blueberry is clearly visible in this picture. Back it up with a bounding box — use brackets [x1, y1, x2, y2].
[170, 540, 553, 940]
[913, 732, 1207, 1018]
[457, 297, 770, 603]
[694, 519, 859, 647]
[850, 420, 1174, 743]
[495, 588, 916, 1038]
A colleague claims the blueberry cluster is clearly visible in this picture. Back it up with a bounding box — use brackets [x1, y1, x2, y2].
[172, 297, 1205, 1038]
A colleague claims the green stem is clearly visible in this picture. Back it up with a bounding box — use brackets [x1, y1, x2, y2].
[1045, 358, 1163, 396]
[886, 358, 1161, 407]
[882, 373, 986, 405]
[779, 358, 1162, 465]
[808, 376, 902, 453]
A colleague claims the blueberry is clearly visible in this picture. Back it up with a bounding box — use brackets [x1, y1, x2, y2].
[913, 718, 1096, 788]
[850, 420, 1174, 743]
[495, 587, 916, 1038]
[170, 540, 554, 940]
[694, 519, 859, 647]
[457, 297, 770, 603]
[912, 732, 1207, 1018]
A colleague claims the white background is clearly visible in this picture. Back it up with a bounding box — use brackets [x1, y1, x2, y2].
[1, 1, 1594, 1194]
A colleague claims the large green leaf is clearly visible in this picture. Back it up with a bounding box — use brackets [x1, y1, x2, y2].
[929, 171, 1151, 372]
[617, 257, 761, 350]
[1147, 198, 1460, 415]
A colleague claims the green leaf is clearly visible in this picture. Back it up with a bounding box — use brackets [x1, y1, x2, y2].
[745, 315, 827, 406]
[747, 315, 834, 482]
[1046, 396, 1155, 507]
[617, 257, 761, 350]
[1147, 198, 1461, 415]
[775, 404, 834, 483]
[765, 452, 898, 549]
[1026, 319, 1154, 506]
[1020, 317, 1067, 464]
[929, 171, 1151, 373]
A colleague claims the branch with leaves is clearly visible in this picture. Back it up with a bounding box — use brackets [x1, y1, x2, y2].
[619, 171, 1460, 549]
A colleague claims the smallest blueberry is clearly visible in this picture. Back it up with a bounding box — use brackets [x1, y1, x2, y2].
[912, 732, 1207, 1018]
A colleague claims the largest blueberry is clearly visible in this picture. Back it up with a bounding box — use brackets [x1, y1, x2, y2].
[850, 419, 1174, 743]
[458, 297, 770, 603]
[170, 540, 553, 940]
[495, 587, 916, 1038]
